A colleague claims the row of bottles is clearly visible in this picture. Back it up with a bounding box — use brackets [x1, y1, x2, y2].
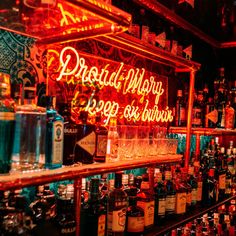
[164, 201, 236, 236]
[174, 68, 236, 128]
[1, 158, 235, 236]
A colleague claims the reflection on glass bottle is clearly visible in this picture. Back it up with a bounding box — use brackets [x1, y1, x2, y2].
[11, 86, 46, 172]
[0, 72, 15, 174]
[45, 96, 64, 169]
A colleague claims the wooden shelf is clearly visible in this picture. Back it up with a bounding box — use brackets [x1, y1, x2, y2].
[169, 127, 236, 136]
[0, 154, 182, 191]
[145, 195, 236, 236]
[97, 33, 201, 71]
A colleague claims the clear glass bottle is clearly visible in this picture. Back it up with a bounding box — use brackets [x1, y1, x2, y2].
[0, 72, 15, 174]
[106, 116, 119, 162]
[45, 96, 64, 169]
[107, 172, 128, 236]
[11, 86, 46, 172]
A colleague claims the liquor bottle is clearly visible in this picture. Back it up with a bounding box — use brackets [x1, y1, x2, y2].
[154, 171, 166, 224]
[80, 178, 106, 236]
[175, 90, 186, 127]
[106, 116, 119, 162]
[139, 8, 149, 42]
[74, 111, 95, 164]
[205, 97, 218, 128]
[195, 167, 203, 204]
[202, 168, 218, 206]
[192, 91, 203, 127]
[188, 166, 198, 208]
[164, 169, 176, 218]
[174, 171, 187, 215]
[11, 86, 46, 172]
[94, 113, 108, 163]
[225, 100, 235, 129]
[125, 187, 145, 236]
[59, 103, 78, 166]
[0, 72, 15, 174]
[136, 174, 155, 230]
[45, 96, 64, 169]
[224, 153, 232, 198]
[216, 148, 226, 201]
[107, 172, 128, 236]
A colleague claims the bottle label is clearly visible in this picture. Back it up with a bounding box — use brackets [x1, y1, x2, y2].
[225, 179, 232, 194]
[192, 108, 202, 126]
[96, 134, 107, 157]
[158, 198, 166, 216]
[137, 200, 154, 227]
[186, 192, 192, 205]
[107, 208, 126, 232]
[225, 107, 235, 129]
[61, 227, 76, 234]
[77, 131, 96, 156]
[0, 112, 15, 120]
[156, 32, 166, 48]
[52, 120, 64, 164]
[127, 216, 145, 233]
[98, 214, 106, 236]
[219, 174, 226, 189]
[205, 109, 218, 124]
[165, 195, 176, 214]
[175, 192, 186, 214]
[106, 138, 118, 159]
[191, 188, 197, 204]
[197, 182, 202, 201]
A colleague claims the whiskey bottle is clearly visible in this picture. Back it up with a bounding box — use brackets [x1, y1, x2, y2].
[205, 97, 218, 128]
[59, 103, 78, 166]
[80, 178, 106, 236]
[154, 171, 166, 224]
[45, 96, 64, 169]
[106, 116, 119, 162]
[107, 172, 128, 236]
[74, 111, 95, 164]
[125, 187, 145, 236]
[94, 113, 108, 163]
[164, 169, 176, 218]
[175, 90, 186, 127]
[188, 166, 198, 208]
[136, 174, 155, 230]
[0, 72, 15, 174]
[11, 86, 46, 172]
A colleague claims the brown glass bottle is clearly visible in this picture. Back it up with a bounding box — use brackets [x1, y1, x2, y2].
[175, 90, 186, 127]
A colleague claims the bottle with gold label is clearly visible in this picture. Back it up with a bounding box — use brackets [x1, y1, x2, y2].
[74, 111, 95, 164]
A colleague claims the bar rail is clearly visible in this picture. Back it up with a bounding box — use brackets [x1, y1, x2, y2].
[0, 154, 182, 191]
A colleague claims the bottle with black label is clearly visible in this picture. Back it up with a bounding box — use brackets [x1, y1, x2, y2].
[74, 111, 95, 164]
[94, 113, 108, 163]
[59, 103, 78, 166]
[205, 97, 218, 128]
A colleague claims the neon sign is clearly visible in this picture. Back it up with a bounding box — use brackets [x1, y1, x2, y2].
[48, 46, 173, 125]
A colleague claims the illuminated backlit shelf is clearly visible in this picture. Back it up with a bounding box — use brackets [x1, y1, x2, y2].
[0, 0, 131, 44]
[0, 154, 182, 191]
[97, 33, 201, 71]
[169, 126, 236, 136]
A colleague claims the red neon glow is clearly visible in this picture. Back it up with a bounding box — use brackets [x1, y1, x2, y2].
[48, 46, 173, 125]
